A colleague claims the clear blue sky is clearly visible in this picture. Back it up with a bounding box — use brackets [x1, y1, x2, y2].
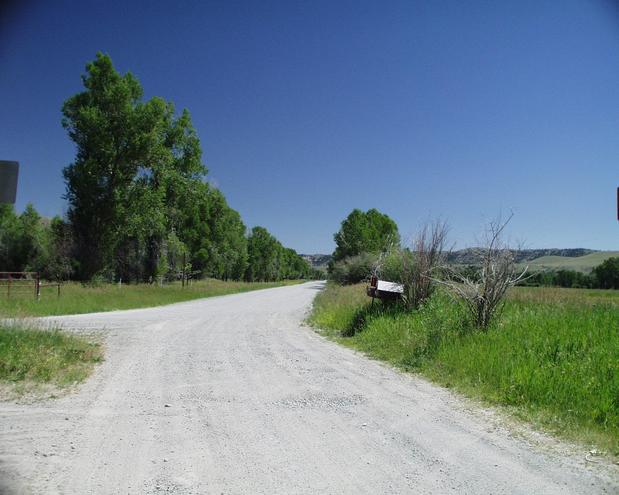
[1, 0, 618, 253]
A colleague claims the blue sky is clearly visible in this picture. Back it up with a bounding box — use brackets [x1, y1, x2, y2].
[1, 0, 618, 253]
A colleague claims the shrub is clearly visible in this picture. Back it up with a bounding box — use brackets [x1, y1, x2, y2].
[373, 221, 448, 310]
[329, 252, 377, 285]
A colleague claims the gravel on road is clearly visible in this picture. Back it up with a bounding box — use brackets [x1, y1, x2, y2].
[1, 282, 617, 494]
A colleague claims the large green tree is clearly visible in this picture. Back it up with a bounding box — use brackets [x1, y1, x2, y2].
[62, 53, 206, 281]
[245, 226, 281, 282]
[332, 208, 400, 262]
[62, 53, 148, 279]
[181, 186, 248, 281]
[245, 226, 311, 281]
[62, 53, 311, 284]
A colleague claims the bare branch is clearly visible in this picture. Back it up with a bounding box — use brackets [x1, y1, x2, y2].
[441, 214, 528, 330]
[398, 220, 449, 310]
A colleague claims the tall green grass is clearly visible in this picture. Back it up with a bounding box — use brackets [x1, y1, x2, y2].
[0, 278, 304, 317]
[0, 324, 102, 389]
[309, 283, 619, 454]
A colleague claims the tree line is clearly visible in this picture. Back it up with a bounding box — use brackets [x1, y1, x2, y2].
[328, 208, 619, 290]
[0, 53, 318, 283]
[519, 260, 619, 290]
[0, 204, 73, 280]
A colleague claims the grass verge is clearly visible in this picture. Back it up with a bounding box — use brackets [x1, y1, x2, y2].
[0, 324, 102, 395]
[309, 283, 619, 455]
[0, 278, 305, 317]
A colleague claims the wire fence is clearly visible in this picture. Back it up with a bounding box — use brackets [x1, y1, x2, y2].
[0, 272, 61, 300]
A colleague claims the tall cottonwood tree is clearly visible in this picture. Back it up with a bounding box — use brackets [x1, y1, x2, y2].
[245, 226, 312, 282]
[62, 53, 206, 281]
[332, 208, 400, 263]
[62, 53, 313, 283]
[62, 53, 156, 279]
[245, 227, 282, 282]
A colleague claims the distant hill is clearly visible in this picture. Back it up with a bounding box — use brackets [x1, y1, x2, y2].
[303, 249, 618, 274]
[447, 248, 618, 273]
[301, 254, 332, 271]
[446, 248, 598, 265]
[524, 251, 619, 273]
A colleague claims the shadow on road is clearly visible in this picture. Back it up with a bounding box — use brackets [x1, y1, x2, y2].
[0, 462, 23, 495]
[303, 281, 326, 292]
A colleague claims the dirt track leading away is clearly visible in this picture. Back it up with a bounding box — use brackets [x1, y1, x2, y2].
[1, 282, 617, 494]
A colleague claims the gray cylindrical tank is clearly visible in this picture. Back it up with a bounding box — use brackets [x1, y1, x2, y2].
[0, 161, 19, 204]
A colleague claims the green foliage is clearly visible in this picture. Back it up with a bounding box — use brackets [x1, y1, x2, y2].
[328, 208, 401, 286]
[57, 53, 304, 284]
[246, 227, 282, 282]
[0, 324, 102, 387]
[197, 189, 248, 280]
[377, 248, 411, 282]
[0, 204, 74, 280]
[329, 252, 377, 284]
[310, 283, 619, 453]
[62, 53, 148, 279]
[593, 257, 619, 289]
[0, 203, 54, 276]
[45, 216, 76, 280]
[62, 52, 209, 281]
[331, 208, 399, 263]
[520, 262, 619, 290]
[0, 55, 312, 287]
[245, 226, 313, 282]
[523, 269, 595, 288]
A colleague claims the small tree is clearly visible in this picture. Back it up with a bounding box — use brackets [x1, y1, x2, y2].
[443, 214, 528, 330]
[331, 208, 400, 263]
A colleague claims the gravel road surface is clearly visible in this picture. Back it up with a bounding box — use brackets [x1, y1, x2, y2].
[1, 282, 617, 494]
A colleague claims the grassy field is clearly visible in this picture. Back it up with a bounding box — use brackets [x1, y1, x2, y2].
[0, 278, 304, 318]
[309, 283, 619, 454]
[0, 324, 102, 393]
[524, 251, 619, 273]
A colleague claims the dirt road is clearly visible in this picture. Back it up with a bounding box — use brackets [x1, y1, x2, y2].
[1, 282, 617, 494]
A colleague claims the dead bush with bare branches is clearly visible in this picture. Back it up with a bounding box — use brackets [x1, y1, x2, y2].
[442, 214, 528, 330]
